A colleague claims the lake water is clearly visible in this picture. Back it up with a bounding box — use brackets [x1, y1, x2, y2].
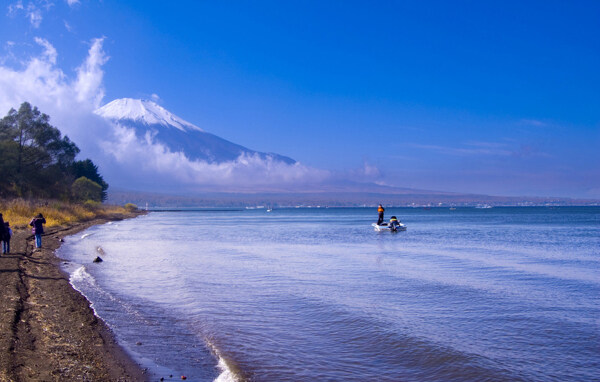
[57, 207, 600, 381]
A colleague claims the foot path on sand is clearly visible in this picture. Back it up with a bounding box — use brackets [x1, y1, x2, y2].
[0, 219, 146, 382]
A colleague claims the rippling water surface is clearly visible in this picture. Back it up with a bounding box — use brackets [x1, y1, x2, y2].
[58, 207, 600, 381]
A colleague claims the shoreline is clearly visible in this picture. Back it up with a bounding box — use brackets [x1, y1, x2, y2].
[0, 212, 148, 381]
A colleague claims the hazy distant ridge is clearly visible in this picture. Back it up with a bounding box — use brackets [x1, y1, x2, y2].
[107, 188, 596, 207]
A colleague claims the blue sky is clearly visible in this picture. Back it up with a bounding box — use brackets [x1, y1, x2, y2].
[1, 1, 599, 197]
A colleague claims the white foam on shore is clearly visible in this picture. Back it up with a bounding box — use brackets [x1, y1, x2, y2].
[81, 232, 94, 239]
[69, 265, 102, 318]
[71, 265, 97, 286]
[206, 340, 240, 382]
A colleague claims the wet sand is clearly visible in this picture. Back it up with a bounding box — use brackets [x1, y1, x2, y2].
[0, 213, 147, 382]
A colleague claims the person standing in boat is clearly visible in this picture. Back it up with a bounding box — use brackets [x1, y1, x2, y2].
[377, 204, 385, 225]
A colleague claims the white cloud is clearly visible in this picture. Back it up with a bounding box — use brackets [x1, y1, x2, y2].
[0, 37, 107, 117]
[7, 1, 25, 15]
[1, 42, 17, 65]
[151, 93, 160, 102]
[407, 141, 552, 159]
[33, 37, 57, 64]
[361, 162, 380, 178]
[520, 119, 548, 127]
[7, 1, 44, 27]
[98, 124, 329, 191]
[74, 37, 108, 106]
[28, 5, 42, 27]
[0, 36, 110, 165]
[66, 0, 80, 6]
[346, 162, 381, 182]
[409, 143, 513, 157]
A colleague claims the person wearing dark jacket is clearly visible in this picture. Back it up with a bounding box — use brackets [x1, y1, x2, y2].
[389, 216, 401, 232]
[30, 213, 46, 249]
[0, 213, 7, 254]
[3, 222, 12, 254]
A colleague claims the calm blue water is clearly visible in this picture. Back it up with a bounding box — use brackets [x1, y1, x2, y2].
[57, 207, 600, 381]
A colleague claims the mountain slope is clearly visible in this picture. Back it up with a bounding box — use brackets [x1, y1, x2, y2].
[95, 98, 295, 164]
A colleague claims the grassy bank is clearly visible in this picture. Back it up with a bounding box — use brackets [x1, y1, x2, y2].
[0, 199, 137, 229]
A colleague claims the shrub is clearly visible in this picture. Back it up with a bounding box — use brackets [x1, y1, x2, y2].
[84, 199, 102, 209]
[124, 203, 138, 212]
[72, 177, 103, 202]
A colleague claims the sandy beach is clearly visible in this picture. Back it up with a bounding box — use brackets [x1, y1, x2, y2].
[0, 213, 147, 382]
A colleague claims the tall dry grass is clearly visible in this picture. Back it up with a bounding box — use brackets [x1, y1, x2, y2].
[0, 198, 133, 230]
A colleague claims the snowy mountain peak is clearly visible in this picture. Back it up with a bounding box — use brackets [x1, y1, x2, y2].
[95, 98, 203, 132]
[94, 97, 296, 165]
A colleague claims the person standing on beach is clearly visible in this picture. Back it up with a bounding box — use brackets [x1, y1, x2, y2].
[30, 213, 46, 249]
[3, 222, 12, 254]
[0, 213, 7, 254]
[377, 204, 385, 225]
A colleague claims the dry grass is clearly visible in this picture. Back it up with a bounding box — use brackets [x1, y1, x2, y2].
[0, 198, 134, 230]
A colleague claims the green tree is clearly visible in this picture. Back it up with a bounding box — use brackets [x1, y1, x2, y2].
[71, 176, 103, 202]
[0, 102, 79, 198]
[72, 159, 109, 201]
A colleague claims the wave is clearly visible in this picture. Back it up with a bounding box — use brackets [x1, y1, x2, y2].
[71, 265, 97, 286]
[69, 264, 151, 324]
[206, 338, 242, 382]
[69, 265, 102, 318]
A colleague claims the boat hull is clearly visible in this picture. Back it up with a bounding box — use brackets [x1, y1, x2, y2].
[372, 223, 407, 232]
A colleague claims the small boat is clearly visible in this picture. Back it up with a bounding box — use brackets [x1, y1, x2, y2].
[372, 222, 407, 232]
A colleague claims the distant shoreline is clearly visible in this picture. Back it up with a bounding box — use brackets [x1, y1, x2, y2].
[0, 211, 147, 381]
[107, 189, 600, 209]
[143, 205, 600, 211]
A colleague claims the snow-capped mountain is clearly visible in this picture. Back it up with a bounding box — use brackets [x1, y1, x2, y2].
[96, 98, 203, 132]
[95, 98, 295, 164]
